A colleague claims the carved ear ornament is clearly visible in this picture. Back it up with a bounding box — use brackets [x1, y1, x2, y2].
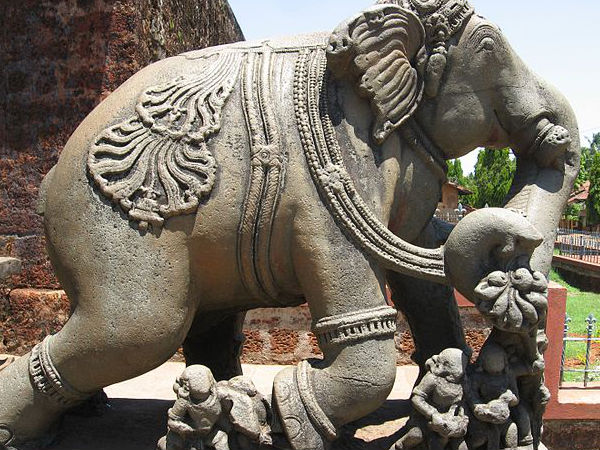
[418, 0, 474, 97]
[327, 4, 426, 144]
[378, 0, 474, 98]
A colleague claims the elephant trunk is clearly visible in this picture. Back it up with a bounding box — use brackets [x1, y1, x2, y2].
[500, 77, 581, 274]
[445, 77, 580, 301]
[444, 208, 543, 300]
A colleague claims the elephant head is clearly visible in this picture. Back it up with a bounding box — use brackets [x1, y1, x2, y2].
[326, 0, 579, 298]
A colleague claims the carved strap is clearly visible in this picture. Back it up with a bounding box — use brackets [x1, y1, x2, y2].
[238, 49, 287, 303]
[29, 336, 90, 407]
[313, 306, 397, 348]
[294, 48, 447, 283]
[296, 361, 338, 441]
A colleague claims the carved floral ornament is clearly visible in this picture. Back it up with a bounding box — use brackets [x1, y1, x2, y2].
[474, 268, 548, 333]
[87, 52, 242, 231]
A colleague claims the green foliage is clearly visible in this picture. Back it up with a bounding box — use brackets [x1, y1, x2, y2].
[447, 159, 465, 185]
[464, 148, 515, 208]
[563, 202, 584, 221]
[575, 133, 600, 189]
[589, 132, 600, 153]
[586, 151, 600, 225]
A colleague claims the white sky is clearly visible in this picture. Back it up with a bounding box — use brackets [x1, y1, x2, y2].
[228, 0, 600, 174]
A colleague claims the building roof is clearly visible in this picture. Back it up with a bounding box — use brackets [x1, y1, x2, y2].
[447, 181, 473, 195]
[569, 180, 589, 203]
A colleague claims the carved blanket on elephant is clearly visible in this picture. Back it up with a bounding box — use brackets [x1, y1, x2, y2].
[87, 51, 242, 231]
[86, 41, 448, 291]
[86, 45, 290, 303]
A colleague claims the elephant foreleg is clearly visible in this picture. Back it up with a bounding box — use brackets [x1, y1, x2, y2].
[271, 230, 397, 450]
[387, 220, 469, 371]
[182, 312, 246, 381]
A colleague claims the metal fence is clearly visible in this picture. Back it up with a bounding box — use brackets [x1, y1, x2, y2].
[556, 228, 600, 264]
[560, 313, 599, 387]
[434, 210, 465, 224]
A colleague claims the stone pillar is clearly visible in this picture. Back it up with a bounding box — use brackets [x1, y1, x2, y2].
[0, 0, 243, 355]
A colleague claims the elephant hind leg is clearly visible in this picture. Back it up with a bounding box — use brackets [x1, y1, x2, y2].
[182, 311, 246, 381]
[387, 221, 469, 371]
[0, 267, 196, 446]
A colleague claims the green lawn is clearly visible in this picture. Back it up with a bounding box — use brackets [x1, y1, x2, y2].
[549, 269, 599, 383]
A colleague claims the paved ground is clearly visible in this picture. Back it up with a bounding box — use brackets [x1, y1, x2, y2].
[22, 363, 592, 450]
[42, 363, 419, 450]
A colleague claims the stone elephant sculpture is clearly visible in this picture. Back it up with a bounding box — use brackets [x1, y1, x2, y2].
[0, 1, 579, 449]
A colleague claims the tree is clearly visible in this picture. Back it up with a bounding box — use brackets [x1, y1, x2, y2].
[466, 148, 516, 208]
[586, 151, 600, 225]
[447, 159, 465, 185]
[576, 132, 600, 189]
[589, 132, 600, 153]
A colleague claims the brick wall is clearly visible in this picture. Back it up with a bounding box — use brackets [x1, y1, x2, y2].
[0, 0, 243, 290]
[0, 0, 243, 351]
[241, 303, 490, 366]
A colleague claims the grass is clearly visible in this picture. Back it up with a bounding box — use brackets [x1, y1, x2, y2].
[549, 269, 600, 335]
[549, 269, 600, 383]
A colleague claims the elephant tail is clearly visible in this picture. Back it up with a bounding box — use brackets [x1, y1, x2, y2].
[36, 165, 56, 216]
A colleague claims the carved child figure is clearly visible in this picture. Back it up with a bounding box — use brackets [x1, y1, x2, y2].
[158, 365, 228, 450]
[392, 348, 469, 450]
[467, 342, 533, 450]
[157, 365, 272, 450]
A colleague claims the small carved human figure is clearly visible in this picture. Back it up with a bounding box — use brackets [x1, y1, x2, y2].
[157, 365, 227, 450]
[466, 343, 533, 450]
[392, 348, 469, 450]
[157, 365, 272, 450]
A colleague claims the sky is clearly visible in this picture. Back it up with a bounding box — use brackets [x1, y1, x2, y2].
[228, 0, 600, 174]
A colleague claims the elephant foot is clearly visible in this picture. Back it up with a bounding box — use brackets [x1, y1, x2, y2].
[0, 353, 62, 448]
[272, 365, 333, 450]
[0, 339, 92, 448]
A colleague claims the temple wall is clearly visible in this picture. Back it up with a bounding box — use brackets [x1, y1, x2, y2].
[0, 0, 243, 352]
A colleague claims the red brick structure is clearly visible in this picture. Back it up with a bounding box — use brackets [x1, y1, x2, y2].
[0, 0, 243, 353]
[437, 181, 472, 213]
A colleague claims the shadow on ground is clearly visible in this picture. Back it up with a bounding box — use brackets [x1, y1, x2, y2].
[40, 398, 411, 450]
[49, 399, 171, 450]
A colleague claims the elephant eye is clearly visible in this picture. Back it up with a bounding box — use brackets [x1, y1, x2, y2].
[477, 37, 495, 53]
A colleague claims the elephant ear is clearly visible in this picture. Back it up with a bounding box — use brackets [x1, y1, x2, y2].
[327, 4, 426, 144]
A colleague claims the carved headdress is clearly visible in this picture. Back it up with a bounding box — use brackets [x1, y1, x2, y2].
[391, 0, 474, 96]
[393, 0, 474, 45]
[326, 0, 474, 144]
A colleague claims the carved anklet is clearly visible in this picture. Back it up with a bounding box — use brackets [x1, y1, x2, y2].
[312, 305, 398, 349]
[29, 336, 89, 407]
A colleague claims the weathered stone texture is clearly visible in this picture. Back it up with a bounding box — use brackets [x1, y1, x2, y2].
[0, 1, 243, 297]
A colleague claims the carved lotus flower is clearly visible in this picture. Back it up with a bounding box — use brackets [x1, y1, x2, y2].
[473, 268, 548, 333]
[316, 163, 348, 194]
[424, 13, 451, 42]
